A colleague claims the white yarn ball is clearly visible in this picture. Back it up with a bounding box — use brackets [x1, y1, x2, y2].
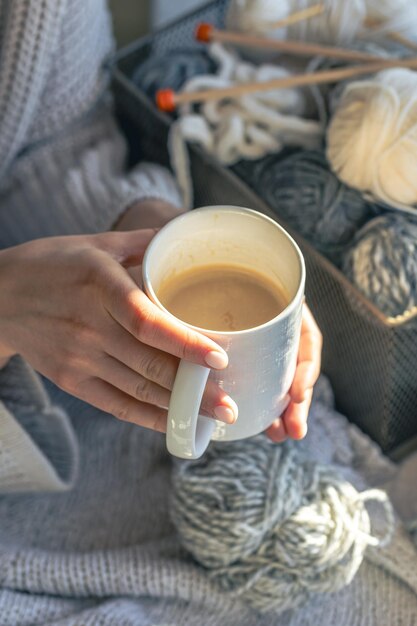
[327, 68, 417, 212]
[226, 0, 291, 35]
[226, 0, 366, 46]
[225, 0, 417, 48]
[366, 0, 417, 40]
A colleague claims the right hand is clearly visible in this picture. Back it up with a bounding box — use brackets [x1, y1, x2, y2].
[0, 231, 237, 432]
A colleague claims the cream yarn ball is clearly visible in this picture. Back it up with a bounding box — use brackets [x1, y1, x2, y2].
[226, 0, 365, 45]
[226, 0, 366, 43]
[225, 0, 365, 63]
[366, 0, 417, 40]
[327, 68, 417, 212]
[226, 0, 291, 36]
[225, 0, 417, 46]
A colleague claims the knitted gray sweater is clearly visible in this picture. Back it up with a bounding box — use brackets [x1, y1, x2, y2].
[0, 0, 181, 492]
[1, 2, 417, 625]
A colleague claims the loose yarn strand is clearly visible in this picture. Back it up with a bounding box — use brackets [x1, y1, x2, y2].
[356, 488, 396, 547]
[168, 43, 322, 208]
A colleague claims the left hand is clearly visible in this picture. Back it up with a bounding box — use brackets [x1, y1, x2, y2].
[266, 304, 322, 443]
[114, 201, 323, 443]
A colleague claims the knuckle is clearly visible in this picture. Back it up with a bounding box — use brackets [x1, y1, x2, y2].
[53, 347, 91, 393]
[134, 376, 153, 403]
[178, 327, 199, 361]
[72, 323, 97, 349]
[114, 402, 132, 423]
[145, 354, 172, 386]
[54, 363, 76, 392]
[131, 304, 156, 344]
[76, 248, 104, 286]
[152, 410, 167, 433]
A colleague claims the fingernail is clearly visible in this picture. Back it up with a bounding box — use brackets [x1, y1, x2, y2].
[296, 422, 308, 439]
[214, 405, 237, 424]
[205, 350, 228, 369]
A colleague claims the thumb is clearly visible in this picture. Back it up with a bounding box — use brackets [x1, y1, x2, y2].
[95, 228, 159, 268]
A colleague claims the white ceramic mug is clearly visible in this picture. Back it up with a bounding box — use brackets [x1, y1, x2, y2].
[142, 206, 305, 459]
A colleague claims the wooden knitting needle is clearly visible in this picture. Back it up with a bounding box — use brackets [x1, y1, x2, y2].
[265, 3, 325, 30]
[364, 17, 417, 53]
[387, 32, 417, 52]
[386, 31, 417, 53]
[195, 22, 397, 64]
[156, 56, 417, 112]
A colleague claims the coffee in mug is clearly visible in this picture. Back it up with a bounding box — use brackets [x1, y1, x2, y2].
[157, 263, 289, 332]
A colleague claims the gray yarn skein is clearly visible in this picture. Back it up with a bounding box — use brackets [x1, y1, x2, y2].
[342, 213, 417, 318]
[171, 436, 393, 614]
[132, 49, 215, 100]
[233, 150, 377, 266]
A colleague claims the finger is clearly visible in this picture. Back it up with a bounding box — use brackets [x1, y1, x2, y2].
[127, 265, 143, 286]
[282, 388, 313, 440]
[265, 417, 288, 443]
[290, 360, 321, 404]
[302, 304, 322, 340]
[103, 331, 237, 423]
[95, 355, 237, 424]
[104, 327, 180, 390]
[290, 307, 322, 403]
[75, 377, 168, 432]
[200, 379, 238, 424]
[103, 265, 228, 369]
[94, 354, 171, 409]
[94, 229, 159, 268]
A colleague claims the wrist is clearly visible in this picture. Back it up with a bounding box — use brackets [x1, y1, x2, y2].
[113, 199, 185, 232]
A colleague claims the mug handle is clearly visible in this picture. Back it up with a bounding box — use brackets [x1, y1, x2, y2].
[166, 360, 215, 459]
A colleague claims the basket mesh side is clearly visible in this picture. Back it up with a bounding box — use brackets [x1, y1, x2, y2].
[112, 0, 417, 454]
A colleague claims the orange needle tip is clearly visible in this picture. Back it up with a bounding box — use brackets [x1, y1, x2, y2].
[195, 22, 214, 43]
[156, 88, 176, 112]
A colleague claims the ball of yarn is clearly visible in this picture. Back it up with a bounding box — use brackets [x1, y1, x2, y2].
[226, 0, 365, 46]
[366, 0, 417, 40]
[327, 68, 417, 213]
[233, 150, 376, 265]
[342, 213, 417, 318]
[171, 437, 393, 614]
[132, 49, 215, 99]
[225, 0, 417, 47]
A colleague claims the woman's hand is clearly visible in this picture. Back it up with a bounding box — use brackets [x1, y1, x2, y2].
[0, 228, 238, 432]
[114, 200, 323, 442]
[266, 305, 322, 443]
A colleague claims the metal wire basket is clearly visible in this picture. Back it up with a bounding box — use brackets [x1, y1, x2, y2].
[111, 0, 417, 455]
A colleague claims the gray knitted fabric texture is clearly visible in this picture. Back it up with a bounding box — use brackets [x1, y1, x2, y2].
[0, 0, 181, 250]
[0, 1, 417, 625]
[1, 376, 417, 625]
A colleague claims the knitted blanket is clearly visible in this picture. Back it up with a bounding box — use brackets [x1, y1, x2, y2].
[0, 358, 416, 626]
